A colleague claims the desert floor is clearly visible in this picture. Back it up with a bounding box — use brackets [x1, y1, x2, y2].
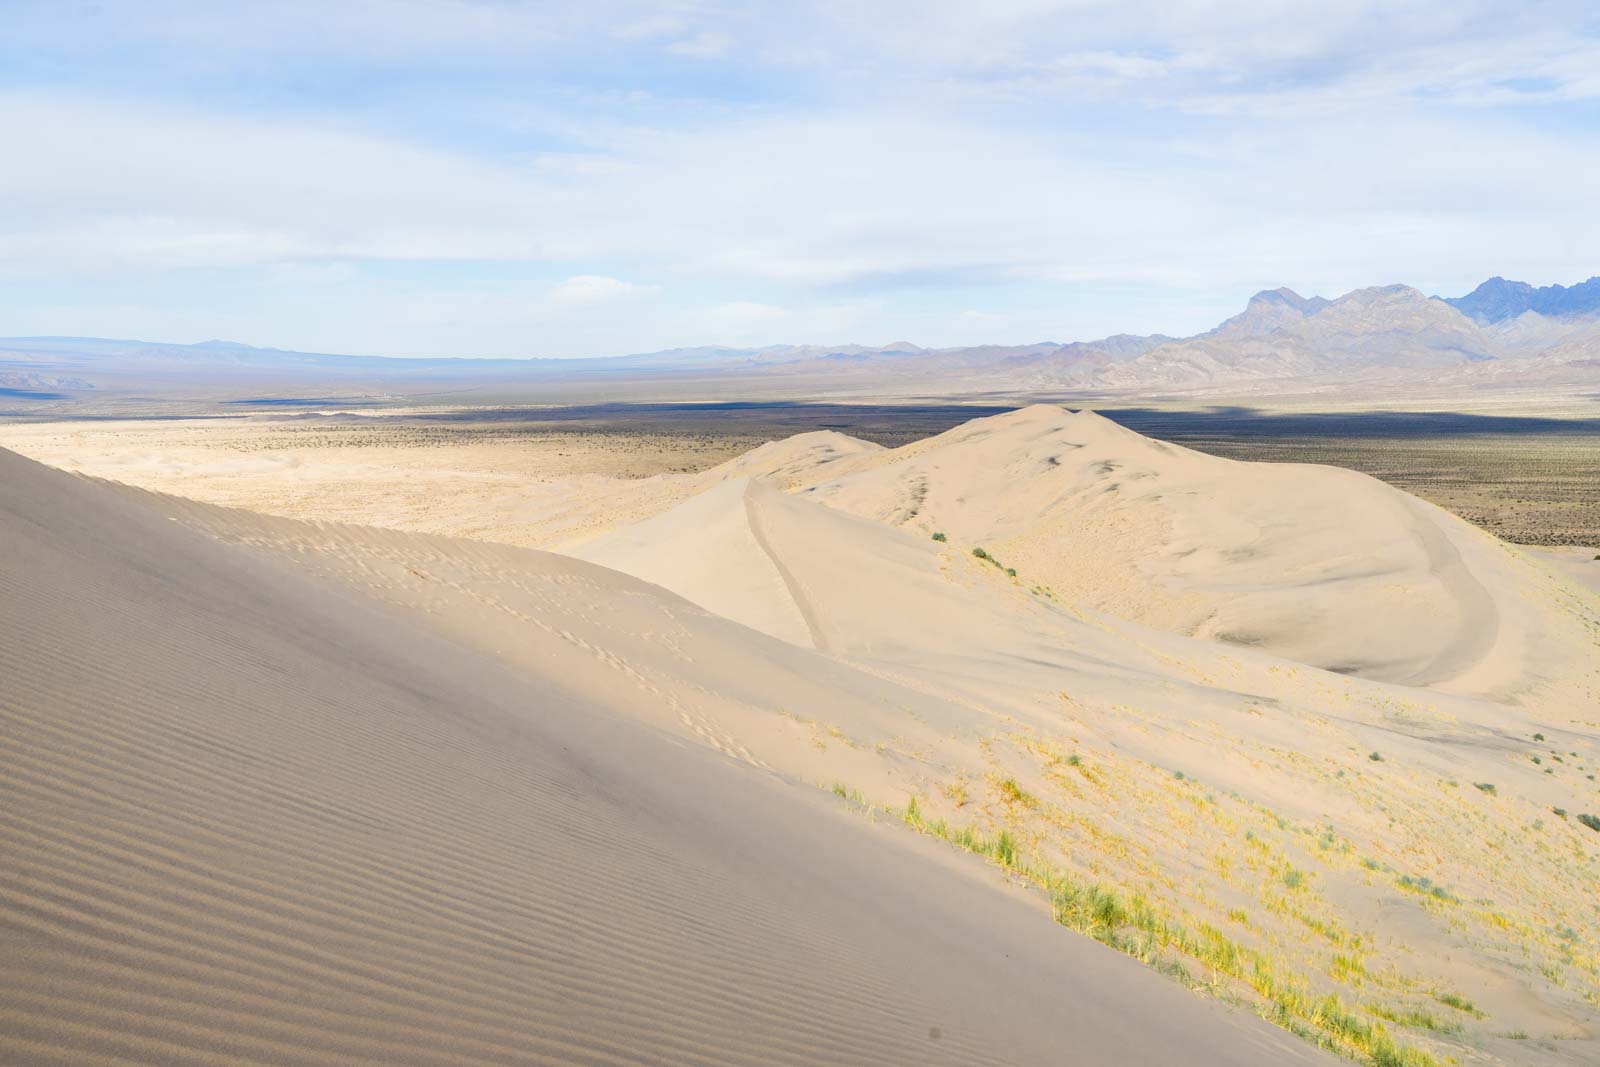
[3, 403, 1599, 548]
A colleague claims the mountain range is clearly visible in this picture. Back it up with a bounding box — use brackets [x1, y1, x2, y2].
[1445, 276, 1600, 323]
[3, 276, 1597, 408]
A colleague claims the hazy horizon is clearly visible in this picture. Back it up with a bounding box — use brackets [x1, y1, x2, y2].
[9, 272, 1597, 364]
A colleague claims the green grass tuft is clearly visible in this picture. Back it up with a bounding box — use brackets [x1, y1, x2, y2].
[1433, 991, 1481, 1017]
[997, 777, 1037, 807]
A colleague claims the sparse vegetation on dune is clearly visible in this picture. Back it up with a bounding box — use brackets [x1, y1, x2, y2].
[822, 681, 1600, 1067]
[871, 788, 1447, 1067]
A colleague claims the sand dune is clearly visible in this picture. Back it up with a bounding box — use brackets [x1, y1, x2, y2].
[707, 428, 885, 486]
[6, 402, 1600, 1065]
[745, 405, 1593, 704]
[564, 414, 1600, 1064]
[573, 477, 820, 648]
[0, 446, 1336, 1066]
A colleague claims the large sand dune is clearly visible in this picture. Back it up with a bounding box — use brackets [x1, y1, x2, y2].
[0, 446, 1334, 1065]
[674, 405, 1589, 706]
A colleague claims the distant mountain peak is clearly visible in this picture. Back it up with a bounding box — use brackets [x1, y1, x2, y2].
[1444, 275, 1600, 323]
[1253, 286, 1317, 307]
[1209, 286, 1331, 339]
[1332, 283, 1432, 306]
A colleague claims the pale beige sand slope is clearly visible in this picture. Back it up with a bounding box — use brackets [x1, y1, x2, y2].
[0, 448, 1330, 1066]
[564, 462, 1600, 1063]
[572, 477, 818, 648]
[1526, 545, 1600, 596]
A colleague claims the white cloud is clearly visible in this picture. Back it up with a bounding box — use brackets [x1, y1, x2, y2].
[550, 275, 654, 305]
[666, 31, 731, 58]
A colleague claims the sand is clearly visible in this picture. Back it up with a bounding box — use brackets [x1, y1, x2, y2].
[0, 417, 767, 547]
[0, 446, 1340, 1065]
[5, 403, 1600, 1065]
[572, 408, 1600, 1064]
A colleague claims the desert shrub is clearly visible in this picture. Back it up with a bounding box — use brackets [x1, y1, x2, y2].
[972, 546, 989, 559]
[1369, 752, 1383, 762]
[1553, 808, 1567, 818]
[1533, 732, 1545, 741]
[931, 531, 947, 542]
[1473, 782, 1496, 795]
[1578, 814, 1600, 833]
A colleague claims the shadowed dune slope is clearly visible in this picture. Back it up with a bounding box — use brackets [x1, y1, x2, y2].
[0, 447, 1331, 1066]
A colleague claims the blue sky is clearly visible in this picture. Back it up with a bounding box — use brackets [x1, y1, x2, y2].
[2, 1, 1598, 358]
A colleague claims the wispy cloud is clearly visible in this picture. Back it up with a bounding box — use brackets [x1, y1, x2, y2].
[550, 275, 656, 305]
